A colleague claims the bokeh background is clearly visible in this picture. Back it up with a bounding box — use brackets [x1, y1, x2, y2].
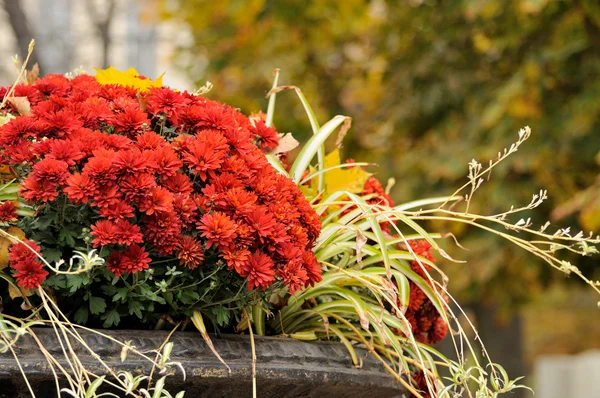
[1, 0, 599, 395]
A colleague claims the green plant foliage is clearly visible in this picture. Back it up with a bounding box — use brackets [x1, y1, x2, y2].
[160, 0, 600, 306]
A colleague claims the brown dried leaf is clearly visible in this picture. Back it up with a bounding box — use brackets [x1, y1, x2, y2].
[7, 97, 31, 116]
[25, 63, 40, 85]
[268, 133, 299, 155]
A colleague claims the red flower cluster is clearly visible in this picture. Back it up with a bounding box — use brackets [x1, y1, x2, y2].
[403, 240, 447, 345]
[0, 73, 322, 292]
[0, 201, 17, 221]
[8, 239, 47, 289]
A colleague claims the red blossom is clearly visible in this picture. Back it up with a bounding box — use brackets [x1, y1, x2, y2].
[177, 236, 204, 269]
[90, 220, 119, 247]
[12, 256, 48, 289]
[121, 245, 151, 273]
[113, 105, 149, 137]
[31, 158, 69, 185]
[242, 251, 275, 290]
[198, 211, 237, 249]
[8, 240, 46, 289]
[0, 201, 17, 222]
[138, 187, 173, 215]
[20, 177, 59, 203]
[146, 87, 188, 121]
[64, 172, 96, 204]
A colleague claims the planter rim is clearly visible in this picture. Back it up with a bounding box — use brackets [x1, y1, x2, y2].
[0, 327, 405, 398]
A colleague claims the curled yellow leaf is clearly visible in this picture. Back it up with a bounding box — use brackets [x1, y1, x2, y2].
[0, 226, 26, 269]
[94, 66, 164, 92]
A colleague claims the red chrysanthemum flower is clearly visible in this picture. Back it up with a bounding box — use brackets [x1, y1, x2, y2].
[113, 105, 149, 137]
[246, 207, 277, 239]
[0, 201, 17, 222]
[20, 177, 59, 202]
[120, 173, 157, 203]
[106, 251, 126, 277]
[151, 146, 183, 178]
[63, 172, 96, 204]
[177, 236, 204, 269]
[161, 173, 193, 195]
[250, 118, 280, 150]
[221, 247, 251, 275]
[90, 220, 118, 247]
[183, 132, 228, 181]
[0, 116, 40, 146]
[8, 239, 41, 264]
[113, 220, 144, 245]
[98, 200, 135, 220]
[91, 184, 122, 209]
[31, 158, 69, 185]
[242, 251, 275, 290]
[47, 139, 85, 166]
[121, 245, 151, 273]
[136, 131, 165, 150]
[12, 256, 48, 289]
[138, 187, 173, 215]
[112, 149, 149, 175]
[198, 211, 237, 249]
[146, 87, 188, 121]
[278, 261, 308, 295]
[302, 250, 322, 286]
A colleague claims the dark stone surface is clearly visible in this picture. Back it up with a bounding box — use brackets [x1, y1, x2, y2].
[0, 327, 406, 397]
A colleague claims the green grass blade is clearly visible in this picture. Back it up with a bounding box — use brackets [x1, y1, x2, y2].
[265, 69, 280, 127]
[289, 115, 350, 184]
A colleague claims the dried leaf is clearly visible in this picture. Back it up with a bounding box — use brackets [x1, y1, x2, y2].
[355, 228, 367, 264]
[0, 226, 25, 269]
[25, 63, 39, 85]
[268, 133, 299, 155]
[335, 117, 352, 148]
[7, 97, 31, 116]
[8, 284, 32, 299]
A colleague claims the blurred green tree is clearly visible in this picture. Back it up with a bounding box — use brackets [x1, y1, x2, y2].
[158, 1, 600, 379]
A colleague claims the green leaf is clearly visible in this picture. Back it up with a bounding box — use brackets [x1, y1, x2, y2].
[211, 305, 230, 327]
[128, 301, 144, 319]
[289, 115, 351, 183]
[101, 309, 120, 328]
[112, 287, 129, 303]
[85, 376, 106, 398]
[59, 230, 77, 246]
[43, 247, 63, 264]
[32, 213, 58, 229]
[67, 273, 91, 293]
[74, 307, 89, 324]
[89, 296, 107, 315]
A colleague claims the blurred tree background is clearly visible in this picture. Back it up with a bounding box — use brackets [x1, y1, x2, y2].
[158, 0, 600, 385]
[0, 0, 598, 390]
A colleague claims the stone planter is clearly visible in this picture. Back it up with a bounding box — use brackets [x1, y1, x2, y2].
[0, 328, 406, 398]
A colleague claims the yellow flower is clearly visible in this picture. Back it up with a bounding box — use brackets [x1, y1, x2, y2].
[94, 66, 164, 92]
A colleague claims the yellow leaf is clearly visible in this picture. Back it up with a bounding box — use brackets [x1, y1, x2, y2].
[321, 149, 371, 195]
[94, 66, 164, 92]
[579, 199, 600, 232]
[0, 226, 26, 270]
[0, 165, 15, 179]
[9, 284, 32, 299]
